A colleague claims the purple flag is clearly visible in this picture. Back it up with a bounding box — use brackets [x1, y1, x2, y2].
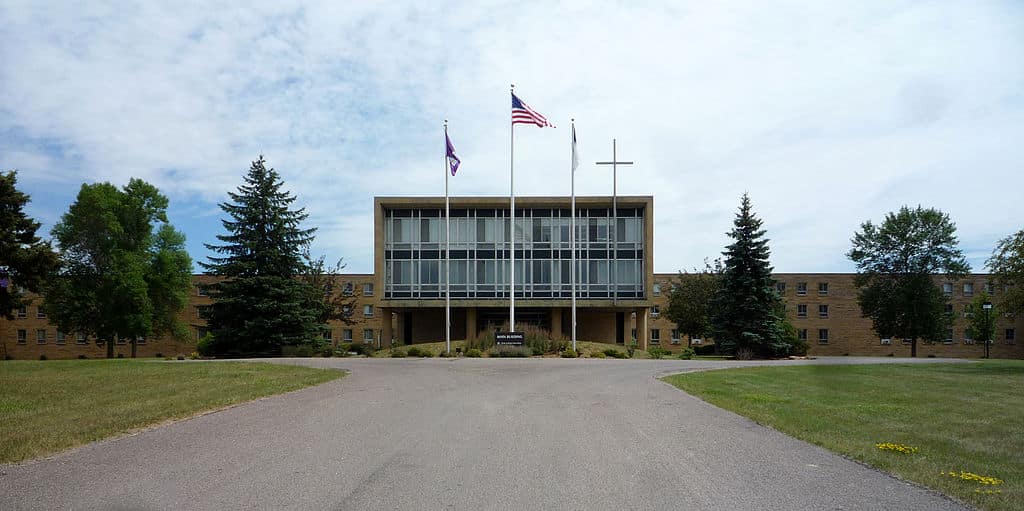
[446, 132, 461, 176]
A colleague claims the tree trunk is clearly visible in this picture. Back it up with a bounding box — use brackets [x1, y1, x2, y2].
[911, 338, 917, 358]
[131, 338, 137, 358]
[106, 338, 113, 359]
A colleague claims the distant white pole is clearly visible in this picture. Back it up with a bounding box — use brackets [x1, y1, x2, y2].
[444, 121, 451, 354]
[571, 120, 577, 352]
[509, 84, 516, 331]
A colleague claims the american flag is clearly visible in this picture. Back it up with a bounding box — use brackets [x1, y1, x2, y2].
[512, 92, 554, 128]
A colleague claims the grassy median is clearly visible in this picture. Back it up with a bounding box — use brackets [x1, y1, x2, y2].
[664, 362, 1024, 511]
[0, 360, 344, 463]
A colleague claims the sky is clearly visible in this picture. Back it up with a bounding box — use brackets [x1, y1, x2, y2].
[2, 1, 1022, 274]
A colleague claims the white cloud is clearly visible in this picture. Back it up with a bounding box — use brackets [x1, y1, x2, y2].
[2, 0, 1022, 273]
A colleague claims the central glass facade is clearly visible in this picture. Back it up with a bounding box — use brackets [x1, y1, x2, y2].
[384, 206, 645, 300]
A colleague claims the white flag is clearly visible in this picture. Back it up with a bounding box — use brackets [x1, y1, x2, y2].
[572, 125, 580, 172]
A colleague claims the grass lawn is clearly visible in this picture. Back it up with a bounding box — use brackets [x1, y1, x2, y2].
[0, 359, 343, 464]
[663, 362, 1024, 511]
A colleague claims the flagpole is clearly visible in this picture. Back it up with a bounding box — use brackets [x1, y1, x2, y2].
[571, 119, 577, 353]
[444, 120, 451, 354]
[509, 84, 516, 332]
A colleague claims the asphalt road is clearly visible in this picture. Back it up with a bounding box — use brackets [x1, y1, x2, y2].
[1, 357, 969, 511]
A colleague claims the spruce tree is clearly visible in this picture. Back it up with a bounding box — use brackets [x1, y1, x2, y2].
[201, 156, 320, 356]
[0, 170, 59, 319]
[709, 194, 790, 358]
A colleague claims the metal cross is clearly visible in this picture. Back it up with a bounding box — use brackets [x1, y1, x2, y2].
[596, 139, 634, 305]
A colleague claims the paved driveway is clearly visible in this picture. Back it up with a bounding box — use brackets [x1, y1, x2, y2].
[2, 357, 968, 510]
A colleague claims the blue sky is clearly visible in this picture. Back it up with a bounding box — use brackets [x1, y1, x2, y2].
[2, 1, 1022, 274]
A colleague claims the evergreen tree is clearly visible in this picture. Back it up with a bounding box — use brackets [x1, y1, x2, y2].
[201, 156, 320, 356]
[709, 194, 790, 358]
[44, 179, 192, 358]
[847, 206, 969, 357]
[0, 171, 59, 319]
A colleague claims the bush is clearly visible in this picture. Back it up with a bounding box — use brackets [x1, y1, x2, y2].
[281, 345, 316, 357]
[407, 346, 433, 357]
[346, 343, 376, 356]
[734, 347, 754, 360]
[465, 348, 483, 358]
[321, 346, 335, 357]
[694, 344, 716, 356]
[561, 348, 578, 358]
[117, 353, 124, 359]
[603, 348, 628, 359]
[154, 352, 163, 358]
[390, 349, 407, 358]
[590, 351, 607, 358]
[39, 354, 47, 361]
[488, 346, 530, 358]
[648, 347, 669, 359]
[437, 350, 451, 358]
[176, 354, 185, 360]
[678, 347, 695, 360]
[187, 352, 200, 360]
[466, 330, 496, 352]
[197, 333, 216, 357]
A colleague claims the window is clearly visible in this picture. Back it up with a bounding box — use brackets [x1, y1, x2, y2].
[653, 283, 662, 296]
[650, 305, 660, 317]
[363, 329, 374, 343]
[818, 282, 829, 295]
[36, 329, 47, 344]
[1007, 329, 1016, 344]
[944, 303, 953, 315]
[116, 335, 127, 345]
[818, 329, 829, 344]
[322, 330, 332, 341]
[17, 306, 27, 318]
[342, 305, 352, 318]
[880, 338, 891, 345]
[56, 331, 66, 345]
[342, 329, 353, 342]
[650, 329, 660, 344]
[963, 303, 973, 318]
[944, 329, 954, 344]
[775, 282, 786, 294]
[197, 286, 208, 296]
[942, 283, 953, 296]
[363, 283, 374, 296]
[76, 333, 87, 345]
[343, 283, 354, 296]
[798, 329, 808, 341]
[36, 307, 46, 319]
[796, 282, 807, 296]
[363, 305, 374, 317]
[17, 329, 27, 344]
[985, 282, 995, 294]
[963, 329, 974, 344]
[963, 282, 974, 296]
[818, 304, 829, 318]
[670, 329, 680, 345]
[797, 304, 807, 318]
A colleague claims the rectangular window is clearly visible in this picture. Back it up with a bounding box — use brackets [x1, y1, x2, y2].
[818, 282, 829, 295]
[363, 305, 374, 317]
[671, 329, 680, 344]
[963, 329, 974, 344]
[796, 282, 807, 296]
[322, 330, 332, 340]
[135, 335, 146, 345]
[945, 329, 954, 344]
[342, 305, 352, 318]
[76, 332, 87, 345]
[363, 283, 374, 296]
[653, 283, 662, 296]
[363, 329, 374, 343]
[36, 307, 46, 318]
[797, 304, 807, 318]
[985, 282, 995, 294]
[650, 329, 660, 344]
[197, 286, 208, 296]
[17, 329, 27, 344]
[818, 304, 829, 318]
[650, 305, 660, 317]
[944, 303, 953, 315]
[116, 336, 127, 345]
[943, 283, 953, 296]
[798, 329, 808, 341]
[342, 329, 353, 342]
[818, 328, 829, 344]
[36, 329, 47, 344]
[343, 282, 354, 295]
[880, 338, 891, 345]
[1007, 328, 1016, 344]
[963, 282, 974, 296]
[17, 306, 27, 318]
[776, 282, 786, 294]
[56, 331, 66, 345]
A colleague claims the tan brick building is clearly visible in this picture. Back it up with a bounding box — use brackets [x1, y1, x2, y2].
[2, 196, 1021, 359]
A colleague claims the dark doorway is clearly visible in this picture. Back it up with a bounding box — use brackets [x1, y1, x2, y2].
[403, 312, 413, 344]
[616, 312, 625, 344]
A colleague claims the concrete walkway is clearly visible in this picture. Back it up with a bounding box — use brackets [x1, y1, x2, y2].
[1, 357, 968, 510]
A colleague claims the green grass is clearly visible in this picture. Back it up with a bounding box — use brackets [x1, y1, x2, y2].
[663, 362, 1024, 511]
[0, 360, 344, 463]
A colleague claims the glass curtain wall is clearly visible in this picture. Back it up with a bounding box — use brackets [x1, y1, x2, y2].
[384, 207, 644, 300]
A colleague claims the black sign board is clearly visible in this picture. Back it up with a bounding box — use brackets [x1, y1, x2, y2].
[495, 331, 525, 346]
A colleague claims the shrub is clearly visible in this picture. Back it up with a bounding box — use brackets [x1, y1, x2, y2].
[407, 346, 433, 357]
[488, 346, 530, 358]
[734, 347, 754, 360]
[694, 344, 716, 356]
[437, 350, 451, 358]
[187, 351, 200, 360]
[154, 352, 163, 358]
[678, 347, 695, 360]
[117, 353, 124, 359]
[465, 348, 483, 358]
[39, 354, 47, 361]
[4, 355, 12, 360]
[648, 347, 669, 359]
[176, 354, 185, 360]
[561, 348, 578, 358]
[466, 330, 496, 352]
[603, 348, 628, 359]
[321, 346, 335, 357]
[347, 343, 376, 356]
[196, 333, 216, 357]
[390, 349, 407, 358]
[590, 351, 607, 358]
[281, 345, 315, 357]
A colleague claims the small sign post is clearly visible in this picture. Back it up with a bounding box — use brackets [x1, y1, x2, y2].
[495, 331, 525, 346]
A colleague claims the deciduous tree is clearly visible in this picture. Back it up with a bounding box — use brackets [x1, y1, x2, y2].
[847, 206, 969, 357]
[665, 260, 720, 347]
[987, 229, 1024, 315]
[44, 179, 192, 358]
